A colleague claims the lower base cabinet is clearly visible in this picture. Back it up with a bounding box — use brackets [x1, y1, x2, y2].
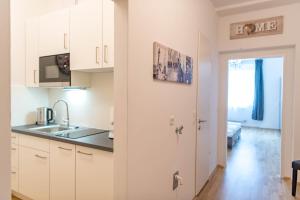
[19, 146, 50, 200]
[11, 144, 19, 192]
[76, 146, 113, 200]
[12, 133, 113, 200]
[50, 141, 76, 200]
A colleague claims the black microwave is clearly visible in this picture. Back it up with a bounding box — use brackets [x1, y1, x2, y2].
[39, 53, 71, 87]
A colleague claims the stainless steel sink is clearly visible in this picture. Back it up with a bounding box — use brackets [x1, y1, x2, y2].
[29, 125, 107, 139]
[30, 125, 79, 134]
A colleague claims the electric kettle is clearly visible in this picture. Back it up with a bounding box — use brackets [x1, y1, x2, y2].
[36, 107, 53, 125]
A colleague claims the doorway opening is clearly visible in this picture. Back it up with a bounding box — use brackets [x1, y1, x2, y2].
[226, 56, 283, 181]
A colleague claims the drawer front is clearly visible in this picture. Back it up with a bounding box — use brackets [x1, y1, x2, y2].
[11, 170, 19, 192]
[11, 132, 19, 145]
[11, 144, 19, 171]
[19, 134, 50, 152]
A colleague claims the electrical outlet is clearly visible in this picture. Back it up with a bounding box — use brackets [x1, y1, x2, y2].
[173, 171, 179, 190]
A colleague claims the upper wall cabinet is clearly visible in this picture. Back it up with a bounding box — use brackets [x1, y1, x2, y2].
[39, 8, 70, 57]
[70, 0, 114, 72]
[26, 18, 39, 88]
[103, 0, 114, 69]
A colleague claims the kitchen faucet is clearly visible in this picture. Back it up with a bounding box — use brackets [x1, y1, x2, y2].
[53, 99, 70, 127]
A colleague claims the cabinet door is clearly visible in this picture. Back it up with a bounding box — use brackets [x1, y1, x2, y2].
[76, 146, 113, 200]
[102, 0, 114, 68]
[26, 18, 39, 87]
[19, 147, 50, 200]
[70, 0, 102, 70]
[39, 8, 70, 56]
[11, 144, 19, 192]
[50, 141, 75, 200]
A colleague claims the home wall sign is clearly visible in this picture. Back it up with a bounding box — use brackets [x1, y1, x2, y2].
[153, 42, 193, 84]
[230, 16, 283, 40]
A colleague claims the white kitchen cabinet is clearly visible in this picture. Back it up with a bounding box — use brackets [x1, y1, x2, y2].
[11, 132, 19, 145]
[50, 141, 75, 200]
[19, 146, 50, 200]
[26, 18, 39, 87]
[70, 0, 114, 71]
[76, 146, 113, 200]
[39, 8, 70, 57]
[70, 0, 102, 71]
[11, 144, 19, 192]
[102, 0, 114, 68]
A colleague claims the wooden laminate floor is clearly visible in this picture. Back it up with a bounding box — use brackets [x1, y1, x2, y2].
[196, 127, 300, 200]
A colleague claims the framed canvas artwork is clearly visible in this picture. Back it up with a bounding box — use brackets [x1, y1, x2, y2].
[153, 42, 193, 84]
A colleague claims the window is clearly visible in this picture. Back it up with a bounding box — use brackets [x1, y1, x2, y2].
[228, 59, 255, 109]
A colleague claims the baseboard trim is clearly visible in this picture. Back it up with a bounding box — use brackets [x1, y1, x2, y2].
[194, 165, 222, 198]
[12, 191, 32, 200]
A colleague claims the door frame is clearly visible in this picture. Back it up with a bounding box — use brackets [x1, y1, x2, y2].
[218, 46, 295, 178]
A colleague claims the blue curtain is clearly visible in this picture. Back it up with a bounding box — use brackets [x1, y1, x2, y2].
[252, 59, 264, 121]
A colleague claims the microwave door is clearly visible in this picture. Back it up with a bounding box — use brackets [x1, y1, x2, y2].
[39, 54, 71, 87]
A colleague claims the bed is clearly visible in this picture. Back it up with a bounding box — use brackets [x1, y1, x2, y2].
[227, 121, 242, 148]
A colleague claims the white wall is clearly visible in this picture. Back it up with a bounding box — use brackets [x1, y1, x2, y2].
[228, 57, 283, 129]
[48, 73, 114, 129]
[0, 0, 11, 198]
[217, 2, 300, 168]
[126, 0, 218, 199]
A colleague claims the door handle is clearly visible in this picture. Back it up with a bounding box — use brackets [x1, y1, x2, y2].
[33, 70, 37, 84]
[104, 45, 108, 64]
[198, 120, 207, 123]
[58, 146, 72, 151]
[35, 154, 47, 159]
[96, 47, 100, 64]
[64, 33, 68, 49]
[77, 151, 93, 156]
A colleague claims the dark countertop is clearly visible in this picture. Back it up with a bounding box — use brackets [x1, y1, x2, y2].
[12, 124, 113, 152]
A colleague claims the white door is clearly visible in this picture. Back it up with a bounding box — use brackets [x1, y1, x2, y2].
[76, 146, 113, 200]
[70, 0, 102, 70]
[50, 141, 75, 200]
[19, 147, 50, 200]
[39, 8, 70, 57]
[102, 0, 114, 68]
[195, 33, 212, 194]
[25, 18, 39, 87]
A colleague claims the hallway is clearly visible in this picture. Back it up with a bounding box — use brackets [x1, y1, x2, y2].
[196, 128, 300, 200]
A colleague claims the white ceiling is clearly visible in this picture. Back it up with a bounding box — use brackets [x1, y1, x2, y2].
[211, 0, 259, 8]
[211, 0, 300, 16]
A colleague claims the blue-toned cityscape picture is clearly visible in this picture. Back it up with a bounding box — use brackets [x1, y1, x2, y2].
[153, 42, 193, 84]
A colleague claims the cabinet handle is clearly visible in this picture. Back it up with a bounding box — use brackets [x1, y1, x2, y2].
[33, 70, 37, 84]
[58, 146, 72, 151]
[104, 45, 108, 64]
[77, 150, 93, 156]
[11, 171, 16, 174]
[35, 154, 47, 159]
[96, 47, 100, 64]
[11, 136, 17, 139]
[64, 33, 68, 49]
[11, 148, 17, 151]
